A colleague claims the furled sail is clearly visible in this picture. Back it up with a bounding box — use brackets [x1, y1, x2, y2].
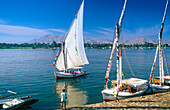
[54, 0, 89, 70]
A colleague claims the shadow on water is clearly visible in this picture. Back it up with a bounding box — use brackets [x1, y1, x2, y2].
[17, 99, 39, 110]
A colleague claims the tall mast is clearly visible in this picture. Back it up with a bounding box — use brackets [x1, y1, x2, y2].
[62, 42, 66, 72]
[118, 0, 127, 32]
[149, 46, 159, 84]
[149, 0, 169, 85]
[159, 0, 168, 85]
[104, 0, 127, 88]
[117, 0, 127, 88]
[116, 23, 120, 87]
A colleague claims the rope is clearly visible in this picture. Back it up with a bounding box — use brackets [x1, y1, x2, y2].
[119, 32, 136, 78]
[162, 41, 170, 76]
[163, 49, 170, 76]
[123, 48, 136, 78]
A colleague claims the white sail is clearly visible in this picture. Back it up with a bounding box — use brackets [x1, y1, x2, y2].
[64, 0, 89, 69]
[55, 45, 65, 71]
[77, 1, 89, 65]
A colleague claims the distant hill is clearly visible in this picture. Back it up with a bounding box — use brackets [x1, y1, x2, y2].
[27, 35, 170, 45]
[84, 38, 112, 44]
[126, 38, 157, 44]
[27, 35, 113, 44]
[28, 35, 65, 44]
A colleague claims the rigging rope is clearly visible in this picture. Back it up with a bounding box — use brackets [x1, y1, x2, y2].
[162, 41, 170, 76]
[123, 48, 136, 78]
[119, 33, 136, 78]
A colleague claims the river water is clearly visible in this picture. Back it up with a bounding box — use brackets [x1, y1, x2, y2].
[0, 48, 169, 110]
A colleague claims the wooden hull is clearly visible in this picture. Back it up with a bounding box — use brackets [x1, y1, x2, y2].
[101, 87, 148, 102]
[55, 72, 88, 79]
[150, 84, 170, 93]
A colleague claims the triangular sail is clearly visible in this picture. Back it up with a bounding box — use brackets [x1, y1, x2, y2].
[53, 0, 89, 70]
[77, 1, 89, 65]
[64, 0, 89, 69]
[55, 43, 65, 71]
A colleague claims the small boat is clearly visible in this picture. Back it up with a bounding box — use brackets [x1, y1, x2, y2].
[148, 0, 170, 93]
[52, 0, 89, 79]
[101, 0, 148, 101]
[0, 98, 24, 110]
[0, 88, 38, 110]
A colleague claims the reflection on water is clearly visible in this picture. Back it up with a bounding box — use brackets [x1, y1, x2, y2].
[54, 78, 87, 108]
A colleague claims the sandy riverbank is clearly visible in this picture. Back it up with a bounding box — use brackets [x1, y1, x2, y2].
[69, 92, 170, 110]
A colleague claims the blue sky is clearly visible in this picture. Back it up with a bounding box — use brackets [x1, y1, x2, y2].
[0, 0, 169, 43]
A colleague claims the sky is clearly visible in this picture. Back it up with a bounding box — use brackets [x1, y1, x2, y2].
[0, 0, 169, 43]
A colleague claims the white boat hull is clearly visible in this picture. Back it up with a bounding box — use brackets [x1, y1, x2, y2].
[55, 71, 88, 79]
[0, 96, 39, 110]
[101, 87, 148, 102]
[150, 84, 170, 93]
[0, 98, 24, 110]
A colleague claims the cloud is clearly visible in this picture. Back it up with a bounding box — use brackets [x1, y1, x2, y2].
[95, 27, 113, 37]
[47, 29, 66, 33]
[0, 24, 51, 36]
[0, 24, 68, 37]
[83, 31, 90, 34]
[97, 27, 113, 32]
[164, 25, 170, 32]
[0, 19, 8, 24]
[121, 24, 170, 40]
[93, 25, 170, 40]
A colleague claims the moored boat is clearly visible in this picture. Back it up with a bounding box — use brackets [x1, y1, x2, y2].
[101, 0, 148, 101]
[102, 78, 148, 101]
[148, 0, 170, 93]
[0, 98, 24, 110]
[0, 88, 38, 110]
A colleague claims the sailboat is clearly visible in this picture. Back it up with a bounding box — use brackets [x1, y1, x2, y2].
[149, 0, 170, 93]
[52, 0, 89, 79]
[101, 0, 148, 101]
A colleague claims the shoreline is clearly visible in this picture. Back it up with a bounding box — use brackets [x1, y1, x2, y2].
[0, 47, 170, 49]
[69, 92, 170, 110]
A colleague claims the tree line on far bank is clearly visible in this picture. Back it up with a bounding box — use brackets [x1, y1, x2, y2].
[0, 41, 169, 49]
